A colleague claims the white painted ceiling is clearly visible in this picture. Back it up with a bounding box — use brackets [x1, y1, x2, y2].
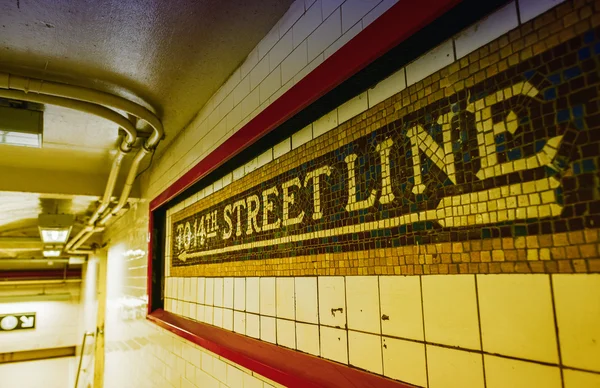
[0, 0, 293, 270]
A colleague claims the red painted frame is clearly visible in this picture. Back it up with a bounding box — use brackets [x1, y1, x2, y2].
[147, 0, 462, 386]
[0, 269, 81, 280]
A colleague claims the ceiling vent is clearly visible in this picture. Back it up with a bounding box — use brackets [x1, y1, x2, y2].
[0, 100, 44, 148]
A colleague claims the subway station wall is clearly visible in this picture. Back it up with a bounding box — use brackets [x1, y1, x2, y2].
[0, 283, 80, 354]
[103, 1, 409, 387]
[160, 1, 600, 387]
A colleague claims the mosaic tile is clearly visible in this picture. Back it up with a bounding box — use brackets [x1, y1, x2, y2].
[169, 24, 600, 277]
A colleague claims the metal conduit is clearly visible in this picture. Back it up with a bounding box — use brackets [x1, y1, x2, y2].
[0, 89, 137, 149]
[0, 72, 164, 253]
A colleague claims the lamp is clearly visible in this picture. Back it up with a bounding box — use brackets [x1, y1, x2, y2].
[42, 250, 61, 257]
[38, 214, 74, 244]
[0, 105, 43, 148]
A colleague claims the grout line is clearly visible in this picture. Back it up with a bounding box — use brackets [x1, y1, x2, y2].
[419, 275, 429, 388]
[549, 274, 565, 388]
[343, 275, 350, 364]
[377, 275, 385, 375]
[315, 276, 322, 357]
[473, 274, 487, 388]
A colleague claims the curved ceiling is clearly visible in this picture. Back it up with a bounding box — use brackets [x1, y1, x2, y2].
[0, 0, 292, 271]
[0, 0, 292, 148]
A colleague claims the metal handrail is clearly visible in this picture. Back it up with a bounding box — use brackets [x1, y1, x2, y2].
[74, 331, 95, 388]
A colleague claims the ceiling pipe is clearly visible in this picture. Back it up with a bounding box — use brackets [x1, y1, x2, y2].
[0, 279, 81, 286]
[0, 89, 137, 149]
[0, 72, 164, 253]
[98, 147, 150, 225]
[0, 73, 163, 147]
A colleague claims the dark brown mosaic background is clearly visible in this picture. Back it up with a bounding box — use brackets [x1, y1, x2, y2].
[170, 2, 600, 275]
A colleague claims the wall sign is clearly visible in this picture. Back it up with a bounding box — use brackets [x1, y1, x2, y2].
[171, 29, 599, 267]
[0, 313, 36, 331]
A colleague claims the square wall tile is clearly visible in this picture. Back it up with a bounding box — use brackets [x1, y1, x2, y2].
[406, 40, 454, 86]
[234, 311, 246, 335]
[196, 304, 205, 322]
[484, 355, 561, 388]
[422, 275, 480, 350]
[227, 365, 244, 388]
[454, 2, 518, 59]
[346, 276, 381, 334]
[320, 326, 348, 364]
[427, 345, 484, 388]
[184, 277, 191, 301]
[213, 307, 223, 328]
[214, 278, 224, 307]
[295, 277, 318, 324]
[318, 276, 346, 328]
[368, 68, 406, 108]
[196, 278, 205, 305]
[222, 309, 233, 331]
[553, 274, 600, 371]
[223, 278, 234, 309]
[234, 278, 246, 311]
[348, 331, 383, 374]
[246, 277, 260, 314]
[379, 276, 423, 340]
[205, 278, 214, 306]
[518, 0, 565, 23]
[276, 278, 296, 319]
[205, 306, 214, 325]
[382, 337, 427, 388]
[246, 313, 260, 339]
[478, 274, 558, 363]
[260, 277, 276, 316]
[564, 369, 600, 388]
[261, 316, 276, 344]
[296, 322, 320, 356]
[338, 92, 368, 124]
[277, 319, 296, 349]
[243, 374, 264, 388]
[177, 278, 184, 300]
[190, 278, 198, 302]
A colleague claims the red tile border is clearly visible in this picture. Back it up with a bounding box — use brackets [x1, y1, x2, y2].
[148, 309, 414, 388]
[149, 0, 463, 211]
[0, 269, 81, 280]
[147, 0, 463, 385]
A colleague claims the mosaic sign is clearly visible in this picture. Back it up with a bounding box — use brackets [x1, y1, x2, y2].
[0, 313, 36, 331]
[171, 30, 600, 266]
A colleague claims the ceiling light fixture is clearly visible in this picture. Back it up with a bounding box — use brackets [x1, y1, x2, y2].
[42, 250, 61, 257]
[0, 105, 43, 148]
[68, 256, 85, 265]
[38, 214, 74, 244]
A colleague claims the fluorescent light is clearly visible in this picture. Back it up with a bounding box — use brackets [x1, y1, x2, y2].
[0, 131, 41, 148]
[43, 250, 61, 257]
[40, 229, 70, 244]
[0, 293, 71, 302]
[0, 106, 43, 148]
[68, 256, 85, 265]
[38, 214, 73, 244]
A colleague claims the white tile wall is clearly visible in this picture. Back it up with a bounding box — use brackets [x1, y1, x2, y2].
[166, 272, 600, 386]
[518, 0, 566, 23]
[423, 275, 481, 350]
[454, 1, 519, 59]
[478, 274, 558, 363]
[484, 355, 561, 388]
[117, 0, 584, 387]
[406, 40, 454, 86]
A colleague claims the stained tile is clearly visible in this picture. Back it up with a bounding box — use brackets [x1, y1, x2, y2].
[346, 276, 380, 334]
[379, 276, 423, 340]
[348, 331, 383, 374]
[422, 275, 481, 350]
